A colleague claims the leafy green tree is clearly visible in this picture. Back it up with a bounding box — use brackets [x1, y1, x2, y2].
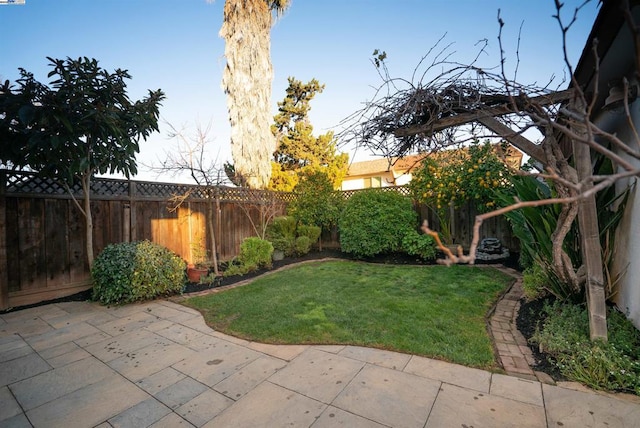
[409, 141, 512, 243]
[0, 57, 164, 267]
[269, 77, 348, 191]
[288, 171, 343, 249]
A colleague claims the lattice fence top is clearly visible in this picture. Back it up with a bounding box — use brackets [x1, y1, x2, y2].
[2, 169, 411, 203]
[1, 169, 298, 203]
[340, 186, 411, 200]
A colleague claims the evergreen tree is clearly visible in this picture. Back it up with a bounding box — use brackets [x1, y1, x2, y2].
[269, 77, 348, 191]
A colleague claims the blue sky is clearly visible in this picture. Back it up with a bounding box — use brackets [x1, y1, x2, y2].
[0, 0, 599, 182]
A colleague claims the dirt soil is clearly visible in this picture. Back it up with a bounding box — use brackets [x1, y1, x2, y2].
[516, 296, 565, 380]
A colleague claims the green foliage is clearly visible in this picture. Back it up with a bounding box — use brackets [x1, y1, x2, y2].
[531, 301, 640, 394]
[522, 264, 549, 301]
[223, 237, 273, 277]
[401, 229, 436, 260]
[409, 141, 512, 244]
[269, 237, 291, 253]
[266, 216, 297, 240]
[91, 241, 186, 305]
[265, 216, 320, 257]
[497, 169, 630, 301]
[409, 141, 511, 212]
[0, 57, 164, 267]
[339, 190, 416, 258]
[269, 77, 349, 191]
[0, 57, 164, 183]
[293, 235, 312, 256]
[296, 224, 321, 244]
[496, 175, 579, 271]
[288, 171, 343, 231]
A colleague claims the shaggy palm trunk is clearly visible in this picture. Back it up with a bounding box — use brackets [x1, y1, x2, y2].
[221, 0, 276, 189]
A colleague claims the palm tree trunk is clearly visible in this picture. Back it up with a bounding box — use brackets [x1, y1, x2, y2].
[220, 0, 276, 189]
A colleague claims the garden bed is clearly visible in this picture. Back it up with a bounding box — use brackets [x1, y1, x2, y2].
[182, 248, 520, 294]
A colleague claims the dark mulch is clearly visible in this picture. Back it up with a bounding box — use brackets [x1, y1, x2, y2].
[516, 296, 565, 380]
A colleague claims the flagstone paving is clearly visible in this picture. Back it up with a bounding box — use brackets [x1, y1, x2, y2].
[1, 296, 639, 427]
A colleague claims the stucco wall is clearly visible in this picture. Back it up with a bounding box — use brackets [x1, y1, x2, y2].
[603, 101, 640, 328]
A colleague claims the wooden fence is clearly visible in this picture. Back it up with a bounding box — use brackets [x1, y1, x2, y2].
[0, 170, 516, 310]
[0, 170, 290, 309]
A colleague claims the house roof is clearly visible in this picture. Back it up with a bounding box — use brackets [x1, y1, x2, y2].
[346, 154, 425, 177]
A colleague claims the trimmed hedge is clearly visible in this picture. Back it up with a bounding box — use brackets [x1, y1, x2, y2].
[339, 190, 417, 258]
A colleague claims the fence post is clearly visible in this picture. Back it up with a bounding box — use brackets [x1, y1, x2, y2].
[0, 170, 9, 310]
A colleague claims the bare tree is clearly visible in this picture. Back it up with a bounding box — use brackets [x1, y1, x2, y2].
[149, 121, 229, 276]
[340, 1, 640, 341]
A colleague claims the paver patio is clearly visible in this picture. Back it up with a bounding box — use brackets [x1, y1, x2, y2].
[1, 299, 639, 427]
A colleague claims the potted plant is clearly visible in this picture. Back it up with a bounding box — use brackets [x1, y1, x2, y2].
[187, 238, 211, 283]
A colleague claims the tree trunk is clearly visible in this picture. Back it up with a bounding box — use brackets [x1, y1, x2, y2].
[83, 172, 94, 269]
[220, 0, 276, 189]
[573, 126, 608, 341]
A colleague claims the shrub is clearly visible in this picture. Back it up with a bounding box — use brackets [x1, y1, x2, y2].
[223, 237, 273, 277]
[293, 235, 312, 256]
[270, 237, 291, 254]
[522, 263, 548, 301]
[339, 189, 416, 258]
[297, 224, 321, 244]
[288, 170, 343, 231]
[266, 216, 297, 241]
[401, 229, 436, 260]
[91, 240, 186, 305]
[531, 301, 640, 394]
[266, 216, 320, 257]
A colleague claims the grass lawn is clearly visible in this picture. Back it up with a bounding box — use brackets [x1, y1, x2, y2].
[183, 260, 513, 369]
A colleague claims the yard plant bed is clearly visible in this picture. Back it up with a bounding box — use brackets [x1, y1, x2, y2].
[183, 260, 513, 369]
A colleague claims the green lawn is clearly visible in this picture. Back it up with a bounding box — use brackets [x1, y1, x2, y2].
[183, 260, 513, 369]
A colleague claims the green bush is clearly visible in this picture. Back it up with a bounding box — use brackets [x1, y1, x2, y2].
[531, 301, 640, 394]
[401, 229, 436, 260]
[223, 237, 273, 277]
[522, 263, 548, 301]
[266, 216, 297, 242]
[297, 224, 321, 244]
[339, 189, 416, 258]
[289, 170, 343, 231]
[266, 216, 320, 257]
[293, 235, 312, 256]
[270, 237, 291, 253]
[91, 240, 186, 305]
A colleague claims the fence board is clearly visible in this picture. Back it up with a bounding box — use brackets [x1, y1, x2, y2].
[45, 199, 70, 289]
[68, 203, 87, 284]
[17, 199, 47, 291]
[5, 198, 20, 293]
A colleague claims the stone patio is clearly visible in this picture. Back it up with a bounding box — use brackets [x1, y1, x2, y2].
[1, 292, 639, 427]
